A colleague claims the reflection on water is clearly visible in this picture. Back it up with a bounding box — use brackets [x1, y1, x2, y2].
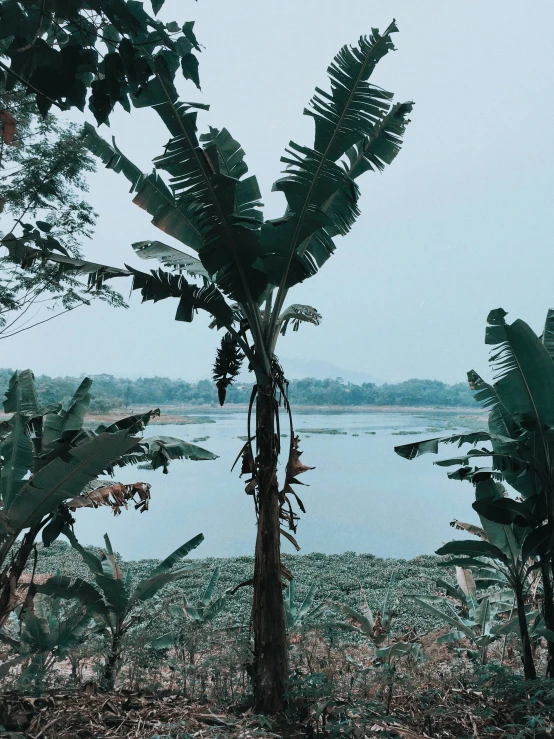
[73, 411, 483, 561]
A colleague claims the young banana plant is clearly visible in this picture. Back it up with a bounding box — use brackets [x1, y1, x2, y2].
[83, 21, 413, 710]
[412, 566, 531, 666]
[0, 370, 216, 629]
[283, 580, 323, 634]
[171, 566, 231, 626]
[0, 596, 92, 686]
[150, 566, 234, 662]
[395, 307, 554, 677]
[324, 572, 397, 648]
[38, 529, 204, 689]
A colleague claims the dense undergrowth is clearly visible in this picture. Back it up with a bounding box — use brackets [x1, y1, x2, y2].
[0, 544, 549, 738]
[30, 543, 449, 639]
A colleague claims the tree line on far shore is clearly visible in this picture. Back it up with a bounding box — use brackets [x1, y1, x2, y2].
[0, 369, 473, 412]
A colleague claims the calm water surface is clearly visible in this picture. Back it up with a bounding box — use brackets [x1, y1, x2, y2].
[74, 411, 481, 560]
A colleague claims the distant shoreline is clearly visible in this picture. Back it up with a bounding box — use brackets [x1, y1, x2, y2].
[74, 404, 483, 425]
[0, 404, 484, 426]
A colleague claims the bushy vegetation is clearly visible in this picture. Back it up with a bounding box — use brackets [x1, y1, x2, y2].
[0, 370, 473, 412]
[0, 539, 549, 737]
[2, 0, 554, 734]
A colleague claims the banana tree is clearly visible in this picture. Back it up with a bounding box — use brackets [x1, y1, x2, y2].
[432, 517, 543, 679]
[395, 307, 554, 677]
[396, 440, 547, 678]
[39, 530, 204, 689]
[0, 369, 216, 627]
[84, 22, 412, 710]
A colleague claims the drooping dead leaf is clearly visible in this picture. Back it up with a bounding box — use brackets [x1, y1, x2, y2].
[287, 436, 314, 478]
[67, 482, 151, 515]
[280, 528, 300, 551]
[0, 110, 16, 144]
[456, 566, 477, 597]
[450, 519, 487, 540]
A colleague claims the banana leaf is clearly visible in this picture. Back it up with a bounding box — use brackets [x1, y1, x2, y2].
[435, 540, 508, 565]
[485, 309, 554, 428]
[149, 532, 204, 576]
[38, 575, 110, 620]
[3, 370, 39, 416]
[6, 431, 139, 530]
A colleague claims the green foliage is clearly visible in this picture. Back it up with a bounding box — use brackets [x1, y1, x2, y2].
[0, 0, 201, 122]
[0, 596, 92, 688]
[39, 529, 204, 686]
[0, 369, 474, 411]
[0, 84, 126, 336]
[284, 580, 322, 631]
[412, 569, 525, 664]
[83, 20, 412, 390]
[395, 307, 554, 680]
[0, 369, 216, 627]
[325, 572, 397, 647]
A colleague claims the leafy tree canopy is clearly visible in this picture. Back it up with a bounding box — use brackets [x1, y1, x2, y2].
[0, 83, 127, 337]
[0, 0, 201, 123]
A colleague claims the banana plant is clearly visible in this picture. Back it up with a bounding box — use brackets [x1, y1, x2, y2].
[283, 580, 322, 633]
[83, 22, 413, 709]
[150, 566, 233, 664]
[324, 573, 397, 647]
[0, 596, 92, 687]
[39, 529, 204, 689]
[395, 307, 554, 678]
[412, 570, 530, 666]
[170, 566, 230, 626]
[0, 369, 216, 627]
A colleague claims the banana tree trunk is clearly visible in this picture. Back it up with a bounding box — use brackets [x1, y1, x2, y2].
[515, 585, 536, 680]
[251, 382, 289, 712]
[102, 628, 122, 691]
[541, 557, 554, 677]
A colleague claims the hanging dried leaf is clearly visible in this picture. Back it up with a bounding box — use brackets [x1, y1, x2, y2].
[280, 528, 300, 551]
[287, 435, 315, 478]
[450, 519, 487, 541]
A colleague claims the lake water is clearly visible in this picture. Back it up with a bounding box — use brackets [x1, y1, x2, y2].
[73, 410, 483, 561]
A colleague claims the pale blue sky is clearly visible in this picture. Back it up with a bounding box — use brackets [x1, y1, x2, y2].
[4, 1, 554, 384]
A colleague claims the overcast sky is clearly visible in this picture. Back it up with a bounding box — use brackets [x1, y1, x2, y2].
[3, 0, 554, 384]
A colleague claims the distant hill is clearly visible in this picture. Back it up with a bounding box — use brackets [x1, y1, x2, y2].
[0, 369, 474, 412]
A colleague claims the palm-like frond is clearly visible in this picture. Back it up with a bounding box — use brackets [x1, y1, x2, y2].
[3, 237, 130, 292]
[394, 431, 492, 460]
[5, 431, 139, 531]
[541, 308, 554, 360]
[118, 435, 218, 474]
[264, 22, 407, 293]
[3, 370, 40, 416]
[132, 240, 210, 280]
[127, 266, 234, 329]
[81, 122, 204, 250]
[279, 304, 322, 336]
[0, 413, 33, 508]
[485, 308, 554, 428]
[150, 103, 267, 303]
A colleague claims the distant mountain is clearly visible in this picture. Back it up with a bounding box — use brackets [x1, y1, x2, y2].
[277, 358, 383, 385]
